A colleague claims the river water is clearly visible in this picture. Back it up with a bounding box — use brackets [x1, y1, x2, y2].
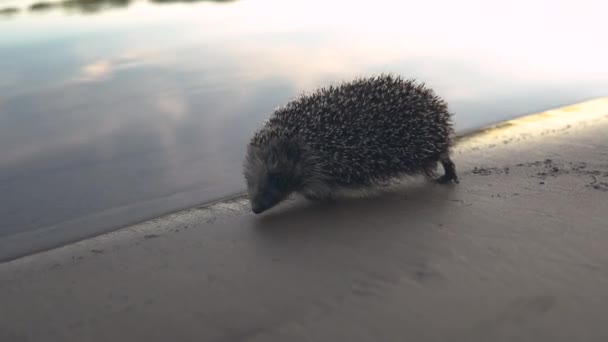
[1, 0, 607, 259]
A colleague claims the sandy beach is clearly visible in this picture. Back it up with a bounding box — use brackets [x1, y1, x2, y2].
[1, 98, 607, 342]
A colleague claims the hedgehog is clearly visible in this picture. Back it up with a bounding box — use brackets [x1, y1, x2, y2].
[243, 74, 458, 214]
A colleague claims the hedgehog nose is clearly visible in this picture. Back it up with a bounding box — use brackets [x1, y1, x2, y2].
[251, 204, 264, 214]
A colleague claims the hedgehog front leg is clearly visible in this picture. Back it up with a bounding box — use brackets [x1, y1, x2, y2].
[302, 193, 333, 202]
[436, 153, 459, 184]
[300, 183, 335, 202]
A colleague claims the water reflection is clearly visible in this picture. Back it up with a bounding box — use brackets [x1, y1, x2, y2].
[0, 7, 19, 16]
[0, 0, 607, 260]
[1, 0, 235, 17]
[30, 0, 130, 14]
[29, 2, 55, 11]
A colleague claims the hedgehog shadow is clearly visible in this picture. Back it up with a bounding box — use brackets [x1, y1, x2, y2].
[250, 180, 458, 285]
[252, 179, 458, 233]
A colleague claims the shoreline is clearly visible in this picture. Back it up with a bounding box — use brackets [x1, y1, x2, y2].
[0, 97, 607, 263]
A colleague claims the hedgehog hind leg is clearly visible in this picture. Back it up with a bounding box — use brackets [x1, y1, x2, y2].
[435, 152, 459, 184]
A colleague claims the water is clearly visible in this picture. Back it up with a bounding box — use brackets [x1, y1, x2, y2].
[1, 0, 607, 260]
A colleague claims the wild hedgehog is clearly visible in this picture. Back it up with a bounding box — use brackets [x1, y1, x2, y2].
[243, 74, 458, 214]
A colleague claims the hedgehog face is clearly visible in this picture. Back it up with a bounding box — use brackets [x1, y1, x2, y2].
[246, 169, 293, 214]
[243, 140, 303, 214]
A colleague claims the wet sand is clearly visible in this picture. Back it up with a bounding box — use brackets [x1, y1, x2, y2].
[0, 98, 607, 342]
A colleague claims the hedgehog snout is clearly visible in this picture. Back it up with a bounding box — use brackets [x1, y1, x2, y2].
[250, 194, 266, 214]
[251, 202, 266, 214]
[249, 180, 291, 214]
[250, 192, 277, 214]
